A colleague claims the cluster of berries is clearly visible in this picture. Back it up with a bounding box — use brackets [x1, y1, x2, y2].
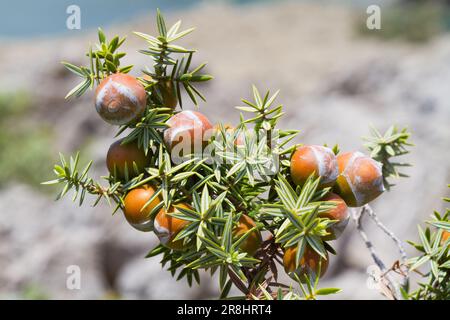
[95, 71, 385, 281]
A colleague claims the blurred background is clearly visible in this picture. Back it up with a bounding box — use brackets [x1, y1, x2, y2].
[0, 0, 449, 299]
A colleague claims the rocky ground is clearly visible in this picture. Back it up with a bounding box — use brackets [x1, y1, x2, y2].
[0, 2, 449, 299]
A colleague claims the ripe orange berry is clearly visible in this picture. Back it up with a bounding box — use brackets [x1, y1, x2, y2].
[320, 193, 349, 241]
[154, 204, 191, 250]
[106, 138, 150, 180]
[441, 230, 450, 246]
[123, 185, 161, 232]
[334, 151, 384, 207]
[164, 110, 213, 155]
[290, 145, 338, 187]
[95, 73, 147, 125]
[233, 215, 262, 256]
[283, 245, 329, 281]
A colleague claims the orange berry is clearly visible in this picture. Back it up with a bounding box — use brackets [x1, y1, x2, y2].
[334, 152, 384, 207]
[154, 204, 191, 250]
[283, 245, 329, 281]
[290, 145, 338, 187]
[95, 73, 147, 125]
[106, 138, 150, 180]
[441, 230, 450, 246]
[164, 110, 213, 155]
[123, 185, 161, 232]
[233, 215, 262, 256]
[320, 193, 349, 241]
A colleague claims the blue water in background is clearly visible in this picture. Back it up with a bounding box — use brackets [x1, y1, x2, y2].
[0, 0, 393, 39]
[0, 0, 276, 39]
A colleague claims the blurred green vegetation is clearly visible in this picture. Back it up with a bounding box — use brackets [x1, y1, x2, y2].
[356, 2, 446, 43]
[0, 91, 54, 189]
[20, 283, 50, 300]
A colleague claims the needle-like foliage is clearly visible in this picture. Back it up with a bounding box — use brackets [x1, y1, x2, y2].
[42, 10, 429, 300]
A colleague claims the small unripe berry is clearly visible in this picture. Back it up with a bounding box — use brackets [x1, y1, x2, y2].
[283, 245, 329, 281]
[233, 215, 262, 256]
[123, 185, 161, 232]
[290, 145, 338, 187]
[106, 138, 150, 180]
[164, 110, 213, 155]
[154, 204, 191, 250]
[95, 73, 147, 125]
[334, 151, 384, 207]
[320, 193, 349, 241]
